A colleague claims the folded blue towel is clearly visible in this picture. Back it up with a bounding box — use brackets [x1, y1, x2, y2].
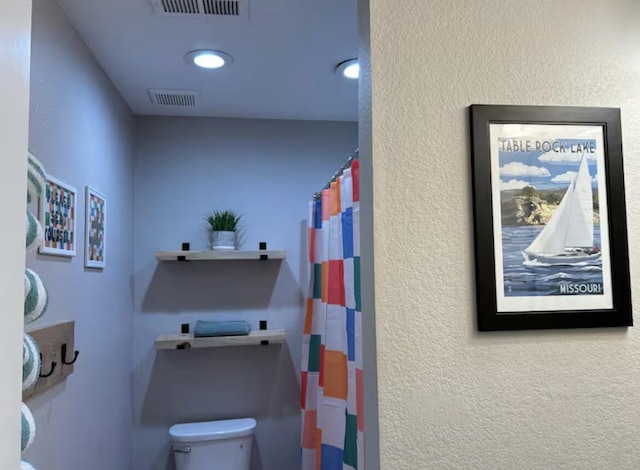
[194, 320, 251, 338]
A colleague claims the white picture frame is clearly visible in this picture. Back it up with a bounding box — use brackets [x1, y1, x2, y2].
[39, 176, 77, 257]
[84, 186, 107, 269]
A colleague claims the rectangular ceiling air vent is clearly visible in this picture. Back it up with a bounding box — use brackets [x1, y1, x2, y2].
[155, 0, 200, 14]
[151, 0, 247, 17]
[203, 0, 239, 16]
[148, 89, 199, 108]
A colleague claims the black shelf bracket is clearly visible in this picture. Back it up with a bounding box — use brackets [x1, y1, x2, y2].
[260, 320, 268, 345]
[259, 242, 268, 260]
[176, 342, 192, 350]
[178, 242, 190, 261]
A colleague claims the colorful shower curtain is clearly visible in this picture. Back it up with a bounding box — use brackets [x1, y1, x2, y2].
[301, 160, 363, 470]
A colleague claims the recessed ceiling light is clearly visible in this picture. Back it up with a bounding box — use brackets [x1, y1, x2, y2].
[336, 59, 359, 80]
[185, 50, 234, 69]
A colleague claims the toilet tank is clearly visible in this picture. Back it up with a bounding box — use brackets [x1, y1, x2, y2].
[170, 418, 256, 470]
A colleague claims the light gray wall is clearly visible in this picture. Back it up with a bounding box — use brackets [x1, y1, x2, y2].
[23, 0, 135, 469]
[357, 0, 380, 467]
[133, 116, 358, 470]
[366, 0, 640, 469]
[0, 0, 31, 466]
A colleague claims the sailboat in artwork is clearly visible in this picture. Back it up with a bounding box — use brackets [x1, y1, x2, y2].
[523, 153, 601, 264]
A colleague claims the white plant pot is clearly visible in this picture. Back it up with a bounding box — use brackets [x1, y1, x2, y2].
[211, 231, 236, 251]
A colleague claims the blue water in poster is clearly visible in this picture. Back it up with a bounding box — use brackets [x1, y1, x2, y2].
[502, 225, 603, 297]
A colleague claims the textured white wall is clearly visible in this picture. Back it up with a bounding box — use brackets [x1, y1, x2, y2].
[0, 0, 31, 467]
[357, 0, 380, 467]
[24, 0, 135, 468]
[133, 117, 357, 470]
[366, 1, 640, 468]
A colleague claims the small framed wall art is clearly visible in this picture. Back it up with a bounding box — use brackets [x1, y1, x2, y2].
[469, 104, 632, 331]
[85, 186, 107, 269]
[39, 176, 77, 257]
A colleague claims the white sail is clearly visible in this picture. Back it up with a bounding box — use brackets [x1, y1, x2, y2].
[565, 154, 593, 248]
[525, 153, 593, 257]
[525, 178, 575, 255]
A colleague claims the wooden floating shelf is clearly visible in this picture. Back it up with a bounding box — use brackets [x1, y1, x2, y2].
[155, 250, 286, 261]
[154, 329, 287, 350]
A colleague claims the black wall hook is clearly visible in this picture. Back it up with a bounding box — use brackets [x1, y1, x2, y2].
[39, 354, 57, 378]
[61, 343, 79, 365]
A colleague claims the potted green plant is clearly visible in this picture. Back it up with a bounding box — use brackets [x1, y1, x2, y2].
[205, 210, 242, 251]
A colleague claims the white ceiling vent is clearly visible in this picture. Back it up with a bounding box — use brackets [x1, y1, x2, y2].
[203, 0, 240, 15]
[150, 0, 248, 18]
[148, 89, 199, 108]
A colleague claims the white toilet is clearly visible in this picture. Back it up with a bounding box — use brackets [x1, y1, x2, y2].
[169, 418, 257, 470]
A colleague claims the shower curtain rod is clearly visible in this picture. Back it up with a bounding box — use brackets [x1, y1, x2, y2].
[313, 149, 359, 200]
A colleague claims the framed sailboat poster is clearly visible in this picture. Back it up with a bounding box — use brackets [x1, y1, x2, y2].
[470, 105, 632, 331]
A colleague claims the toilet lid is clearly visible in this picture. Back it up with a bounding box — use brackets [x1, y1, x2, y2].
[169, 418, 257, 443]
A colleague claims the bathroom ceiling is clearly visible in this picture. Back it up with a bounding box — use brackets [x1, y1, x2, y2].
[56, 0, 359, 121]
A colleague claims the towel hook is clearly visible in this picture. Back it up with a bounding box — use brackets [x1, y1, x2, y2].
[39, 354, 57, 378]
[61, 343, 79, 365]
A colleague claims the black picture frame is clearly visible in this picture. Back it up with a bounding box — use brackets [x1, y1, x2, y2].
[469, 105, 632, 331]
